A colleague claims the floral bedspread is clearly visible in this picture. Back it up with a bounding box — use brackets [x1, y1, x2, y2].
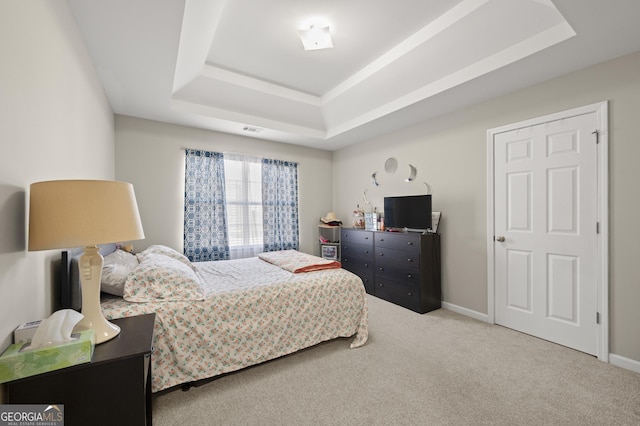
[101, 257, 368, 392]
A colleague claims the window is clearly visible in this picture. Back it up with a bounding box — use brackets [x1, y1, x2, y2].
[223, 154, 264, 259]
[184, 149, 299, 262]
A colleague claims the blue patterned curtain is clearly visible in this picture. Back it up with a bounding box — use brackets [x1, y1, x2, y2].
[262, 158, 299, 252]
[184, 149, 230, 261]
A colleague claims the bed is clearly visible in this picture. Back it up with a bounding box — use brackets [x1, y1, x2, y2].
[61, 244, 368, 393]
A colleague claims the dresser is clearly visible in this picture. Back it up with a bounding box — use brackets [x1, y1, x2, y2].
[341, 228, 441, 313]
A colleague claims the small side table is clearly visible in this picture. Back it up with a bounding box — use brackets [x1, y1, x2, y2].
[6, 313, 155, 426]
[318, 223, 341, 260]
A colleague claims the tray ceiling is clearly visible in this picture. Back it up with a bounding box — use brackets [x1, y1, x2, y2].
[67, 0, 640, 150]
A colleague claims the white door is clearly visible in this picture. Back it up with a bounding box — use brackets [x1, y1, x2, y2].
[493, 110, 600, 355]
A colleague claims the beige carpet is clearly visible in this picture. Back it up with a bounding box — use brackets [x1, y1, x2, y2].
[153, 295, 640, 425]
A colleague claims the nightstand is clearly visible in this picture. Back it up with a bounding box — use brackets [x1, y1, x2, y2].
[6, 313, 155, 426]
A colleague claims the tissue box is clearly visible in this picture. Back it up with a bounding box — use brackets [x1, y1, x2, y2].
[0, 329, 95, 384]
[14, 319, 43, 343]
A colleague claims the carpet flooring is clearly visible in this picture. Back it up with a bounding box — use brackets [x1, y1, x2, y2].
[153, 295, 640, 425]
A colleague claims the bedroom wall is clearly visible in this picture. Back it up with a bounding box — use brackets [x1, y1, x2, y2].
[0, 0, 114, 373]
[333, 51, 640, 365]
[114, 115, 333, 257]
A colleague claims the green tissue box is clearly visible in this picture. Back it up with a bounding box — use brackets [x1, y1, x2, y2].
[0, 329, 95, 383]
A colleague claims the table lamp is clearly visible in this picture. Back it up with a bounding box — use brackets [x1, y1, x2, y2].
[28, 180, 145, 344]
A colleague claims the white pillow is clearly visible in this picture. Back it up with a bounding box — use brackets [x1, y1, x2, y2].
[101, 249, 139, 296]
[123, 253, 204, 302]
[137, 244, 196, 271]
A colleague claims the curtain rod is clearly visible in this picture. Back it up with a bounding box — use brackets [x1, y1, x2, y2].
[180, 147, 299, 165]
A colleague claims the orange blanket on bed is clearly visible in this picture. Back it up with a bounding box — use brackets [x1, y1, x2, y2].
[258, 250, 341, 273]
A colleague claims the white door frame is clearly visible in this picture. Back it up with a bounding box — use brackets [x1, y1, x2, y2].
[486, 101, 609, 361]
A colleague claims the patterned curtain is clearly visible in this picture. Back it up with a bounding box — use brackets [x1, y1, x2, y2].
[262, 158, 299, 252]
[184, 149, 230, 261]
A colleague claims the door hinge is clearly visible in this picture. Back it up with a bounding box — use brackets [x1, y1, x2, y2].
[596, 222, 600, 234]
[592, 130, 600, 144]
[596, 312, 600, 324]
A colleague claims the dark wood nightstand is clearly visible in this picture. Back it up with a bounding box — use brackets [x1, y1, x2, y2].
[6, 313, 155, 426]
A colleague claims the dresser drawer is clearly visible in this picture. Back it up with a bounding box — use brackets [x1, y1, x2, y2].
[347, 267, 374, 294]
[342, 257, 374, 277]
[376, 264, 420, 287]
[341, 258, 374, 294]
[375, 232, 420, 254]
[375, 247, 420, 276]
[375, 279, 420, 312]
[341, 229, 374, 246]
[341, 241, 373, 261]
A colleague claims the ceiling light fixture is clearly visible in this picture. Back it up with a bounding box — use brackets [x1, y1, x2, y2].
[297, 23, 333, 51]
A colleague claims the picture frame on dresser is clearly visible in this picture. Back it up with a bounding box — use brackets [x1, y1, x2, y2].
[431, 212, 441, 233]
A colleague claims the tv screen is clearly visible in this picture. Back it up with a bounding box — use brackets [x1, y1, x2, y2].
[384, 195, 432, 231]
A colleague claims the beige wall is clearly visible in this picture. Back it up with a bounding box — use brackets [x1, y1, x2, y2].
[1, 1, 638, 384]
[114, 115, 333, 256]
[0, 0, 114, 360]
[333, 51, 640, 363]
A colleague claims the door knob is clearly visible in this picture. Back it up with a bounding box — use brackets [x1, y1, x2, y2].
[496, 236, 506, 242]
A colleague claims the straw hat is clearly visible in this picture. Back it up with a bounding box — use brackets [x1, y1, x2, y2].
[321, 211, 341, 224]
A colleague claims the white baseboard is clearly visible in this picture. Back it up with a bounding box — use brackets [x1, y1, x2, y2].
[441, 302, 488, 323]
[442, 302, 640, 375]
[609, 353, 640, 374]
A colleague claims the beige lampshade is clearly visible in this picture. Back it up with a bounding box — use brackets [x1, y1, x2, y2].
[29, 180, 145, 250]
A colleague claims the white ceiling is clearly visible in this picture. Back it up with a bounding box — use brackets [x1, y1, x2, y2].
[67, 0, 640, 151]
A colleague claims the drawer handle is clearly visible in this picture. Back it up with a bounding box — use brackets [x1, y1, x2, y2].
[364, 263, 368, 267]
[379, 267, 383, 271]
[364, 250, 369, 253]
[408, 292, 413, 296]
[407, 258, 413, 262]
[407, 274, 412, 278]
[379, 253, 384, 256]
[407, 241, 413, 245]
[379, 283, 384, 287]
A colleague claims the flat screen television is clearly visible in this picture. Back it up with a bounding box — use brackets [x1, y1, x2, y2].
[384, 194, 432, 232]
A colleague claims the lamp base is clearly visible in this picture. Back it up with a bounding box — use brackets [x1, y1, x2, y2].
[76, 312, 121, 344]
[77, 246, 121, 344]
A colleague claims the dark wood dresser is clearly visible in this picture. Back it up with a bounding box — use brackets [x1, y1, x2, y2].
[6, 313, 155, 426]
[341, 228, 441, 313]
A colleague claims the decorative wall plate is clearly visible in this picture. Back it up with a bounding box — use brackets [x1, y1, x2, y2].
[384, 157, 398, 174]
[405, 164, 417, 182]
